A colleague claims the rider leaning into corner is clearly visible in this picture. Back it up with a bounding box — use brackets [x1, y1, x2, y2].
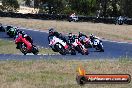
[78, 32, 101, 43]
[67, 32, 77, 44]
[15, 31, 33, 49]
[68, 32, 88, 53]
[78, 31, 100, 41]
[78, 32, 88, 38]
[89, 34, 101, 42]
[48, 28, 67, 43]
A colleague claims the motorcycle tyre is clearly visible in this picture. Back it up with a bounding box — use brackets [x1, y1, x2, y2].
[76, 45, 85, 55]
[55, 43, 66, 55]
[71, 49, 76, 55]
[32, 45, 39, 55]
[20, 43, 27, 55]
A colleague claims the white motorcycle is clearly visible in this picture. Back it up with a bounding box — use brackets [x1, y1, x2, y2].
[115, 16, 125, 25]
[92, 38, 104, 52]
[49, 36, 76, 55]
[68, 16, 79, 22]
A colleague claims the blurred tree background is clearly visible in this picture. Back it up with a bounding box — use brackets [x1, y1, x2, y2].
[0, 0, 19, 12]
[0, 0, 132, 17]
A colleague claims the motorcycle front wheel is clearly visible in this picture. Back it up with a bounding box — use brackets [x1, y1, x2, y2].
[20, 43, 28, 55]
[76, 45, 85, 55]
[71, 49, 76, 55]
[32, 45, 39, 55]
[55, 43, 66, 55]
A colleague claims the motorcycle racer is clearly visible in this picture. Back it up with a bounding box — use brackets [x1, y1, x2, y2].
[78, 32, 92, 48]
[16, 31, 33, 49]
[19, 31, 33, 43]
[48, 28, 67, 43]
[15, 32, 39, 55]
[89, 34, 100, 42]
[78, 32, 89, 42]
[67, 32, 77, 44]
[6, 26, 19, 38]
[67, 32, 89, 55]
[69, 13, 78, 22]
[89, 34, 104, 52]
[78, 32, 88, 38]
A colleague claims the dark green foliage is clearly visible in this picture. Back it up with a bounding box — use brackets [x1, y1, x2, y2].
[121, 0, 132, 17]
[2, 0, 19, 12]
[24, 0, 31, 7]
[69, 0, 96, 15]
[33, 0, 97, 15]
[35, 0, 67, 14]
[1, 0, 132, 17]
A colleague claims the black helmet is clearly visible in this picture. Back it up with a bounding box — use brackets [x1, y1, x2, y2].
[79, 32, 83, 36]
[49, 28, 55, 35]
[49, 28, 54, 33]
[90, 34, 94, 38]
[68, 33, 72, 38]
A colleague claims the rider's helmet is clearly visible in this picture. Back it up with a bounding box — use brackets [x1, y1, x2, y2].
[49, 28, 55, 35]
[68, 33, 72, 39]
[79, 32, 83, 36]
[90, 34, 95, 39]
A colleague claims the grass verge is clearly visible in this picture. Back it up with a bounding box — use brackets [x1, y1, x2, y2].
[0, 39, 20, 54]
[0, 59, 131, 88]
[0, 39, 57, 55]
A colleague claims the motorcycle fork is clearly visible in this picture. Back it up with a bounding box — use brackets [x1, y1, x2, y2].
[64, 44, 69, 49]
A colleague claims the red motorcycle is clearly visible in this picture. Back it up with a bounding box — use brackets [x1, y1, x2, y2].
[15, 34, 39, 55]
[70, 37, 89, 55]
[79, 36, 92, 48]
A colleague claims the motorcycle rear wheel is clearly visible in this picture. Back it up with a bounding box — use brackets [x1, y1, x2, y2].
[71, 49, 76, 55]
[95, 44, 104, 52]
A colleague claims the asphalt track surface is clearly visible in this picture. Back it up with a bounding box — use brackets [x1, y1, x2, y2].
[0, 28, 132, 60]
